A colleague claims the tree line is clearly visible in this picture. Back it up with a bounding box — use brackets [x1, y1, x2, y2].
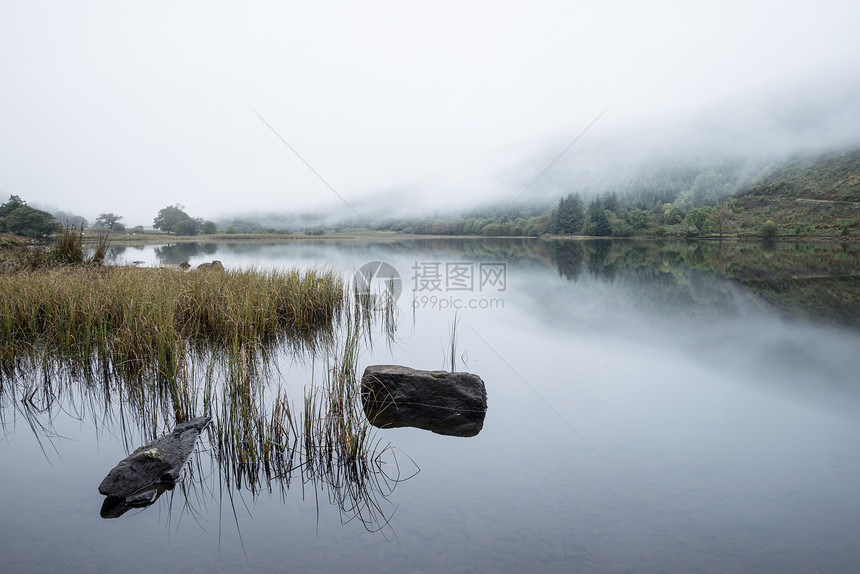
[0, 196, 217, 237]
[369, 166, 768, 238]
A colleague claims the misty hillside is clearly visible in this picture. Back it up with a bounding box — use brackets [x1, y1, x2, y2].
[209, 145, 860, 239]
[741, 149, 860, 203]
[726, 148, 860, 237]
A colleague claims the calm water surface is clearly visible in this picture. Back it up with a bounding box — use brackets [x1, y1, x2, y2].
[2, 238, 860, 573]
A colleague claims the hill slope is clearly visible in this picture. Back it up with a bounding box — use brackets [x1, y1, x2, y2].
[733, 148, 860, 237]
[745, 149, 860, 203]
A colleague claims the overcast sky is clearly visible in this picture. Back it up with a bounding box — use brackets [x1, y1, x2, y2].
[1, 1, 859, 224]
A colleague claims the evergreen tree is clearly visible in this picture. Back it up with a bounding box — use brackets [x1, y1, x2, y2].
[586, 196, 612, 236]
[552, 192, 586, 234]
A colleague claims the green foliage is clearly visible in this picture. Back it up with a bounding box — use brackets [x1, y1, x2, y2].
[201, 220, 218, 234]
[583, 195, 612, 236]
[759, 220, 778, 240]
[626, 208, 650, 231]
[683, 206, 713, 236]
[153, 204, 200, 235]
[0, 194, 25, 218]
[0, 196, 59, 237]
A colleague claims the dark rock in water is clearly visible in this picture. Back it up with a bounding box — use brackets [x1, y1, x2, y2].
[361, 365, 487, 437]
[98, 417, 211, 510]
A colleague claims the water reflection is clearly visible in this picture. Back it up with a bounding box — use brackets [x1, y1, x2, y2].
[546, 239, 860, 326]
[154, 242, 219, 265]
[100, 481, 174, 518]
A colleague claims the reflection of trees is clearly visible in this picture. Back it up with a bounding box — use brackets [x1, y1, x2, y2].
[105, 246, 127, 261]
[543, 238, 860, 328]
[154, 242, 203, 264]
[585, 239, 616, 281]
[548, 242, 584, 281]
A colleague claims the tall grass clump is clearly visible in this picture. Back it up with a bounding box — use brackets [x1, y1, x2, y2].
[0, 266, 345, 396]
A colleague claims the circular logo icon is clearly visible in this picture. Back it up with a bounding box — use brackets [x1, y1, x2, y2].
[354, 261, 402, 301]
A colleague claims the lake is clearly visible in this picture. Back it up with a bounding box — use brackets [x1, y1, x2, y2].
[2, 238, 860, 573]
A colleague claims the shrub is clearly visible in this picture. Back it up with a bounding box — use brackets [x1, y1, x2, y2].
[759, 220, 778, 240]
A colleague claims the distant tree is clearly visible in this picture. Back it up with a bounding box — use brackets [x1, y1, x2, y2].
[1, 204, 60, 237]
[759, 220, 778, 240]
[50, 209, 89, 229]
[95, 212, 123, 231]
[154, 204, 199, 235]
[683, 206, 713, 235]
[709, 206, 732, 238]
[201, 220, 217, 235]
[602, 191, 621, 215]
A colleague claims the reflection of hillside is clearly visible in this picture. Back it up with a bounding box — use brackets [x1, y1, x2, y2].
[547, 239, 860, 327]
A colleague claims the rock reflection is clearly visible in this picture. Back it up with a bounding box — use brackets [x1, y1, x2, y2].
[100, 482, 174, 518]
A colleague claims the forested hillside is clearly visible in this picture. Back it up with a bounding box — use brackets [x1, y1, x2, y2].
[367, 146, 860, 239]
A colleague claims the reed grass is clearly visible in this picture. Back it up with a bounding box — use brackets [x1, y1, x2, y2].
[449, 311, 459, 372]
[0, 259, 410, 531]
[297, 313, 411, 531]
[0, 265, 344, 384]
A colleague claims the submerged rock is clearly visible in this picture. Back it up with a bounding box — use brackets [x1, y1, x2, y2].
[98, 417, 211, 511]
[361, 365, 487, 437]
